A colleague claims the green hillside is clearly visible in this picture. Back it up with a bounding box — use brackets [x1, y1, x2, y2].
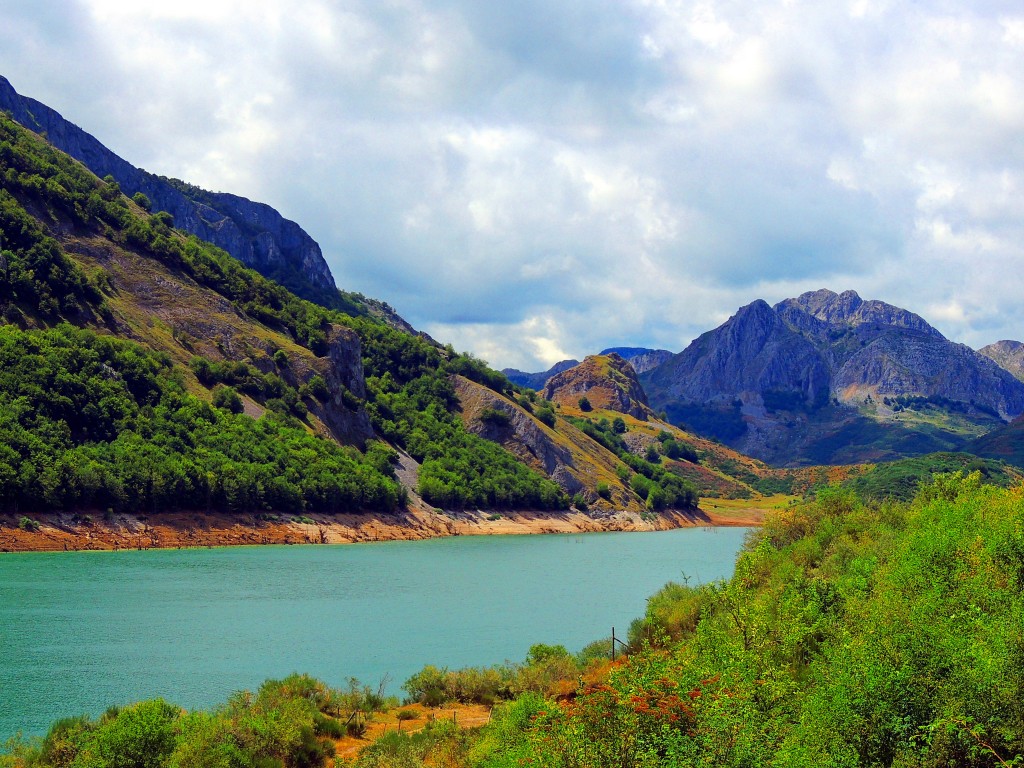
[0, 112, 566, 514]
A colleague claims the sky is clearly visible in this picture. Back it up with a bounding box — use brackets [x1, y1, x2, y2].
[3, 1, 1024, 371]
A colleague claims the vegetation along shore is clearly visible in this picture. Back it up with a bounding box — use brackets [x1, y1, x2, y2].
[3, 471, 1022, 767]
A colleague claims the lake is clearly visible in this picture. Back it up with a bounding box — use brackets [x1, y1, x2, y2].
[0, 526, 750, 741]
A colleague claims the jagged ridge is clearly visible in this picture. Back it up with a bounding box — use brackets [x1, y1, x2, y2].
[642, 289, 1024, 466]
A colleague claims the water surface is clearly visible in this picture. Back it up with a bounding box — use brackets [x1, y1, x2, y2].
[0, 526, 749, 741]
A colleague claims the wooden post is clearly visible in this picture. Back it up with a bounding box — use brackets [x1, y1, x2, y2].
[611, 627, 616, 662]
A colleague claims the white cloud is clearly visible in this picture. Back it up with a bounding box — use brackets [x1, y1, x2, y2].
[2, 0, 1024, 369]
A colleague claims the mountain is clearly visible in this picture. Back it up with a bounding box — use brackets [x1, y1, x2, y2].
[502, 359, 579, 390]
[642, 289, 1024, 466]
[599, 347, 674, 374]
[0, 75, 404, 322]
[543, 353, 654, 420]
[3, 105, 781, 526]
[503, 348, 674, 390]
[979, 340, 1024, 382]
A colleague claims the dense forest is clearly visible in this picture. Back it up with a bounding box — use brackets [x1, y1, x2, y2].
[0, 324, 403, 514]
[0, 111, 569, 514]
[5, 472, 1021, 767]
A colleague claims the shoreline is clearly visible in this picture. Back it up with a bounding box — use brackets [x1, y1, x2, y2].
[0, 504, 766, 554]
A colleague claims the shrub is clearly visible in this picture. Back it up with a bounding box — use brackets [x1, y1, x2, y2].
[301, 374, 330, 402]
[18, 516, 40, 531]
[578, 396, 592, 412]
[211, 384, 244, 414]
[535, 406, 556, 428]
[479, 407, 511, 427]
[403, 665, 451, 706]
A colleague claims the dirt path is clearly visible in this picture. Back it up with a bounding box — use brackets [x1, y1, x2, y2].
[332, 703, 492, 761]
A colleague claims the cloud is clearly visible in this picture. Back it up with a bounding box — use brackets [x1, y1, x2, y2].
[2, 0, 1023, 370]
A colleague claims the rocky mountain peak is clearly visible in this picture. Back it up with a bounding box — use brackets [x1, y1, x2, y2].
[776, 288, 943, 339]
[642, 289, 1024, 465]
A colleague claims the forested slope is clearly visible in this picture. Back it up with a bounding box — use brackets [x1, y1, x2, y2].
[0, 111, 569, 514]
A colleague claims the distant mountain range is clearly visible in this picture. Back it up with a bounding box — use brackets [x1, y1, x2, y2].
[2, 70, 1023, 527]
[506, 290, 1024, 467]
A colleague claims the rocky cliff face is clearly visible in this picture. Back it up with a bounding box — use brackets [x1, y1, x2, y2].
[979, 340, 1024, 383]
[312, 325, 374, 445]
[0, 75, 338, 307]
[642, 289, 1024, 465]
[544, 354, 653, 419]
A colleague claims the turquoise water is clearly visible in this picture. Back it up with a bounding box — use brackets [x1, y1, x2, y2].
[0, 526, 749, 741]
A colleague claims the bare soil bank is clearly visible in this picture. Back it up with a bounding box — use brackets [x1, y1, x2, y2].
[0, 503, 764, 553]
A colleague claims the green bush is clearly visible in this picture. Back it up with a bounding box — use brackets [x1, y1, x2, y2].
[535, 406, 556, 428]
[211, 384, 244, 414]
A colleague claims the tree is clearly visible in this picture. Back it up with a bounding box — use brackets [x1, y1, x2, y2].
[578, 396, 592, 412]
[211, 385, 244, 414]
[612, 416, 626, 434]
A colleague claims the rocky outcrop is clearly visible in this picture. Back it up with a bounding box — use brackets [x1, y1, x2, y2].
[544, 354, 653, 419]
[642, 289, 1024, 465]
[775, 288, 943, 340]
[504, 348, 674, 390]
[0, 75, 338, 306]
[309, 324, 374, 445]
[979, 340, 1024, 383]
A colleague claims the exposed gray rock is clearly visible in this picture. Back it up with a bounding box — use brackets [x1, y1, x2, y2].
[979, 340, 1024, 383]
[641, 289, 1024, 465]
[308, 324, 374, 446]
[599, 347, 674, 375]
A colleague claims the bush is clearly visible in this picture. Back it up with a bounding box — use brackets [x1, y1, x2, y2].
[578, 396, 592, 412]
[535, 406, 556, 428]
[479, 407, 511, 428]
[403, 665, 451, 706]
[211, 384, 244, 414]
[18, 516, 40, 531]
